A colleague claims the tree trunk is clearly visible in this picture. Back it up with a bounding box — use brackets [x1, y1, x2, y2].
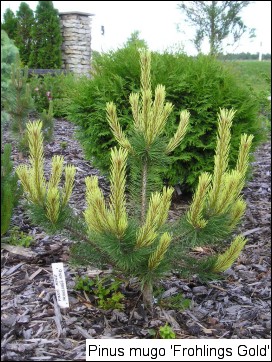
[142, 282, 153, 309]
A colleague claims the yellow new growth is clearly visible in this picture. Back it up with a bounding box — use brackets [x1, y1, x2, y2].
[187, 172, 212, 228]
[106, 102, 132, 151]
[148, 232, 172, 270]
[212, 235, 247, 272]
[166, 110, 190, 154]
[84, 176, 110, 233]
[136, 187, 173, 248]
[228, 197, 247, 229]
[62, 165, 76, 206]
[16, 121, 76, 224]
[48, 156, 64, 190]
[208, 108, 235, 211]
[27, 121, 46, 204]
[84, 147, 128, 238]
[108, 147, 128, 238]
[213, 170, 242, 215]
[108, 49, 189, 153]
[46, 187, 60, 224]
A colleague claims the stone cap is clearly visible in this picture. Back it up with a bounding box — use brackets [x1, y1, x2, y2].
[59, 11, 94, 16]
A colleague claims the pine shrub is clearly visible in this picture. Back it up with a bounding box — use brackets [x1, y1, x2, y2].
[17, 51, 254, 308]
[67, 43, 264, 191]
[1, 144, 22, 236]
[3, 57, 34, 150]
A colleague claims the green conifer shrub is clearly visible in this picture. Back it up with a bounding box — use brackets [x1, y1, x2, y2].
[15, 2, 35, 66]
[1, 9, 18, 40]
[29, 1, 62, 69]
[1, 144, 22, 236]
[1, 30, 19, 109]
[3, 57, 34, 150]
[66, 42, 264, 191]
[16, 51, 253, 308]
[16, 121, 76, 232]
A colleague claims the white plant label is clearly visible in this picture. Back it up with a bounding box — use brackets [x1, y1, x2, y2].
[52, 262, 69, 308]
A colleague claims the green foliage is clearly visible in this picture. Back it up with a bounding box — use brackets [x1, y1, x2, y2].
[4, 226, 33, 247]
[1, 9, 18, 40]
[15, 2, 35, 65]
[1, 144, 22, 236]
[75, 276, 124, 310]
[3, 57, 34, 149]
[60, 141, 68, 150]
[159, 323, 176, 339]
[29, 1, 62, 69]
[155, 287, 191, 311]
[1, 30, 19, 107]
[177, 1, 255, 55]
[17, 52, 254, 309]
[40, 101, 54, 142]
[29, 72, 76, 117]
[67, 43, 263, 191]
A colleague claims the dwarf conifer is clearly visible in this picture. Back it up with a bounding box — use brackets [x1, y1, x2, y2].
[16, 50, 254, 308]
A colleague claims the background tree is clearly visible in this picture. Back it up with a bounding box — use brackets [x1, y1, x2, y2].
[29, 1, 62, 69]
[177, 1, 255, 55]
[1, 8, 18, 41]
[15, 2, 34, 65]
[1, 30, 19, 125]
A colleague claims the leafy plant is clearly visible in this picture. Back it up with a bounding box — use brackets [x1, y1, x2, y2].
[60, 141, 68, 150]
[75, 276, 124, 310]
[29, 72, 76, 117]
[4, 226, 33, 247]
[156, 290, 191, 311]
[159, 323, 176, 339]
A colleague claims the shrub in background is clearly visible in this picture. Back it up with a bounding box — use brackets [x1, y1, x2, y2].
[1, 144, 22, 236]
[29, 1, 62, 69]
[30, 72, 76, 117]
[66, 42, 264, 191]
[15, 2, 35, 66]
[3, 57, 34, 151]
[1, 9, 18, 41]
[1, 30, 19, 108]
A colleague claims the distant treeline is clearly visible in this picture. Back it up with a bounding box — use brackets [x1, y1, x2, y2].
[218, 52, 271, 60]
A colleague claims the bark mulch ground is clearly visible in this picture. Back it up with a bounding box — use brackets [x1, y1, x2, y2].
[1, 118, 271, 361]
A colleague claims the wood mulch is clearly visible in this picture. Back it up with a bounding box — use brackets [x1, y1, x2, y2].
[1, 118, 271, 361]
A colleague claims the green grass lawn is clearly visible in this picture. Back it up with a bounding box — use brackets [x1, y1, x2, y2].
[223, 60, 271, 95]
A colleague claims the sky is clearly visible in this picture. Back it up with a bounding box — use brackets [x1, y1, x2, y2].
[1, 1, 271, 55]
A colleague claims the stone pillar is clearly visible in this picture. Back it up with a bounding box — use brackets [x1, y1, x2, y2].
[59, 12, 94, 75]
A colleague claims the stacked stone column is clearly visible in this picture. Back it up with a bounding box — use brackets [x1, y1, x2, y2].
[59, 12, 94, 75]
